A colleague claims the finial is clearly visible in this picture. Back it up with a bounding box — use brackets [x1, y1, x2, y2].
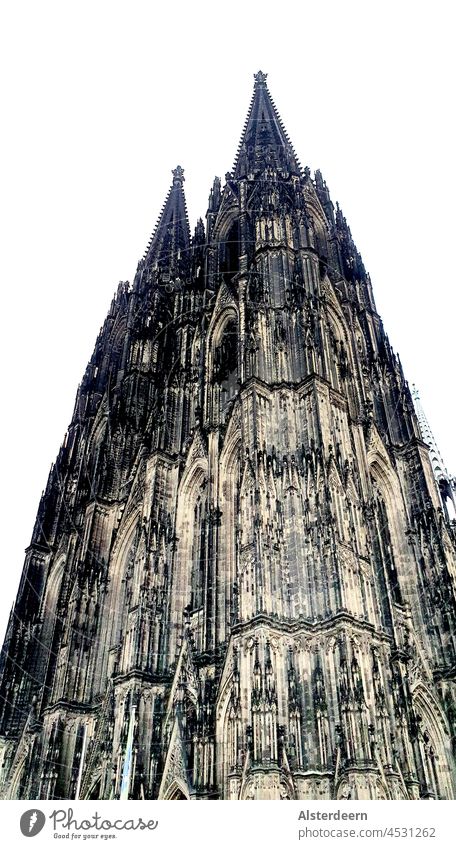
[172, 165, 185, 185]
[254, 70, 268, 87]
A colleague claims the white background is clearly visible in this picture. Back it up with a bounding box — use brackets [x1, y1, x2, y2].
[0, 0, 455, 642]
[2, 799, 455, 847]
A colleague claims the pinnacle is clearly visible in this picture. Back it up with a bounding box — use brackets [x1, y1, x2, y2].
[254, 70, 268, 87]
[172, 165, 185, 185]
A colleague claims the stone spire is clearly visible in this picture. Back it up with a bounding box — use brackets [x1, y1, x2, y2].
[142, 165, 190, 271]
[412, 384, 451, 483]
[412, 384, 456, 515]
[232, 71, 303, 178]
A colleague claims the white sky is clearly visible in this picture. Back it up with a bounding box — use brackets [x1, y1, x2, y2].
[0, 0, 455, 642]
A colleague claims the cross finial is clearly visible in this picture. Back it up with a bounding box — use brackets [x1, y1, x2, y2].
[254, 70, 268, 87]
[172, 165, 185, 185]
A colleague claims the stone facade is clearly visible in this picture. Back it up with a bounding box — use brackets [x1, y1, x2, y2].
[1, 72, 455, 800]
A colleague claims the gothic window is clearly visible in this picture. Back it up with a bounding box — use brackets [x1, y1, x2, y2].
[191, 490, 207, 610]
[314, 217, 329, 266]
[371, 489, 403, 611]
[326, 312, 351, 394]
[46, 718, 64, 799]
[439, 478, 456, 524]
[213, 319, 238, 423]
[105, 522, 140, 677]
[69, 723, 85, 798]
[268, 252, 286, 304]
[86, 421, 108, 497]
[220, 221, 239, 280]
[411, 691, 452, 799]
[327, 326, 341, 391]
[373, 388, 389, 439]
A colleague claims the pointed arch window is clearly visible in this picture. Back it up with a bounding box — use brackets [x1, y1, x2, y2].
[220, 221, 239, 281]
[439, 478, 456, 524]
[190, 486, 208, 611]
[371, 489, 403, 608]
[311, 214, 329, 270]
[213, 318, 238, 423]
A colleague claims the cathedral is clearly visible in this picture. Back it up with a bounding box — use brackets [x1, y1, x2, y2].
[1, 71, 456, 801]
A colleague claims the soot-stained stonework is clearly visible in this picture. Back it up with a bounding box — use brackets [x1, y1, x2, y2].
[1, 72, 456, 800]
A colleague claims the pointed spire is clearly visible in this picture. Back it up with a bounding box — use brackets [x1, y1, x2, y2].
[412, 386, 454, 491]
[314, 169, 335, 225]
[207, 176, 221, 214]
[143, 166, 191, 272]
[232, 71, 303, 179]
[193, 217, 205, 245]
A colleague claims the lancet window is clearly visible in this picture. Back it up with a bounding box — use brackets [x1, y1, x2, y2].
[213, 318, 238, 424]
[370, 487, 403, 612]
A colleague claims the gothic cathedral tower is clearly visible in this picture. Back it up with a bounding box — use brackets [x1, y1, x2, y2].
[1, 72, 455, 801]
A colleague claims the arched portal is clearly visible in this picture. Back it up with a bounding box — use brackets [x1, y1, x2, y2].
[164, 780, 189, 800]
